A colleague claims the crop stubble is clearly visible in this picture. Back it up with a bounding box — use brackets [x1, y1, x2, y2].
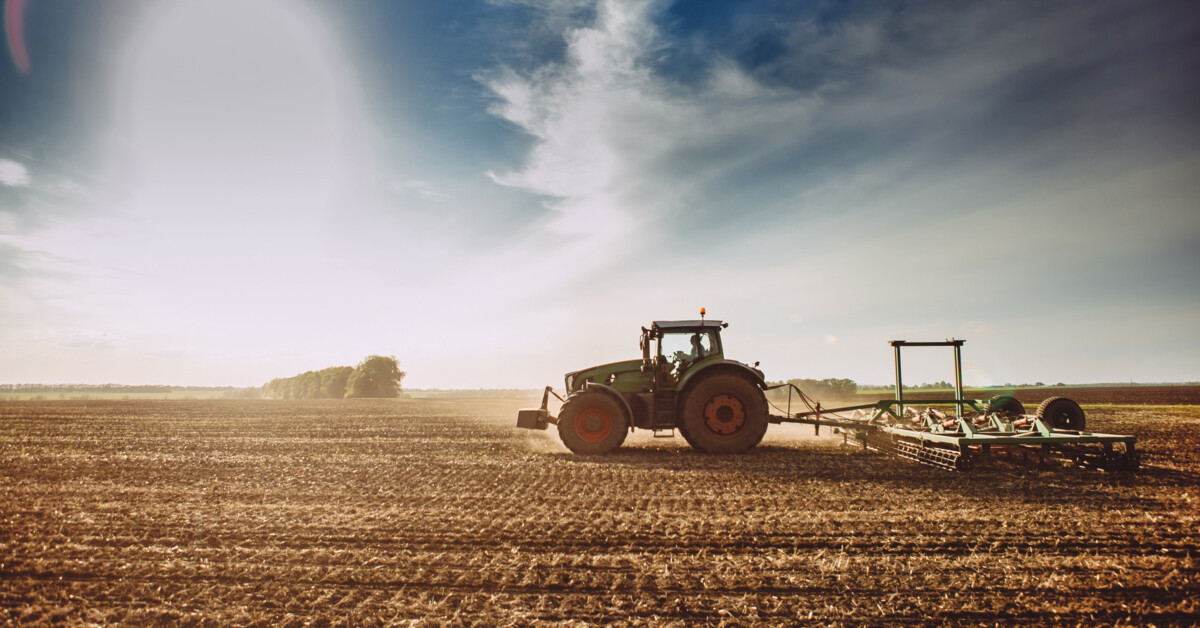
[1, 395, 1197, 625]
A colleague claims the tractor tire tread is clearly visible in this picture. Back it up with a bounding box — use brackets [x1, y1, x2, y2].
[678, 372, 768, 454]
[558, 391, 628, 454]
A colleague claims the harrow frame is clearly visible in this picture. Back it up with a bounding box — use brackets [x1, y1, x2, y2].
[770, 340, 1138, 471]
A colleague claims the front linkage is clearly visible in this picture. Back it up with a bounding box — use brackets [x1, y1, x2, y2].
[516, 386, 560, 431]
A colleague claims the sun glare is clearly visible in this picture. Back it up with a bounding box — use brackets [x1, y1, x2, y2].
[105, 0, 358, 295]
[116, 0, 349, 232]
[24, 0, 372, 368]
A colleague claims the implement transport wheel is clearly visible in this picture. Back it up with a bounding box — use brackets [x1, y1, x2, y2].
[679, 373, 768, 454]
[987, 395, 1026, 418]
[1037, 396, 1086, 431]
[558, 391, 628, 454]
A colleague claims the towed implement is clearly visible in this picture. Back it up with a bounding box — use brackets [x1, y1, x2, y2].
[516, 314, 1138, 471]
[782, 340, 1139, 472]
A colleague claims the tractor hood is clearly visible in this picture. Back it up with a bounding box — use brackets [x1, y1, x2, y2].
[565, 359, 644, 393]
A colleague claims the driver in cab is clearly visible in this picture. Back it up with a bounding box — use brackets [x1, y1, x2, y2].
[688, 333, 706, 360]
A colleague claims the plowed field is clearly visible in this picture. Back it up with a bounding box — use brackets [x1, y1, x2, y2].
[2, 398, 1197, 625]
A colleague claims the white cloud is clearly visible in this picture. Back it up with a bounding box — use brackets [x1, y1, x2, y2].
[0, 159, 30, 187]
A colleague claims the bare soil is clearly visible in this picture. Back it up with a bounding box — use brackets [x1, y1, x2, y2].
[1, 397, 1197, 625]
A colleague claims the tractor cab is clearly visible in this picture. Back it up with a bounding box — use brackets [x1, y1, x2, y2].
[641, 319, 727, 387]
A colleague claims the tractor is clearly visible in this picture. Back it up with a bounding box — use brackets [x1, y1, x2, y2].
[518, 316, 1139, 471]
[516, 314, 769, 454]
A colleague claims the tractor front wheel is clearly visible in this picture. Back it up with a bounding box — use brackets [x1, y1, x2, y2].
[679, 374, 768, 454]
[558, 391, 629, 454]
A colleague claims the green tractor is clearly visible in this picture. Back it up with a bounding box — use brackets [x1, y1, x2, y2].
[516, 315, 769, 454]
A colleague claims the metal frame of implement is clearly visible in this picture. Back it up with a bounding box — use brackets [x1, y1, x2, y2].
[770, 340, 1138, 471]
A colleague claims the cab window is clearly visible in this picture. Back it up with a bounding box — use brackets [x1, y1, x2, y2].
[660, 331, 713, 366]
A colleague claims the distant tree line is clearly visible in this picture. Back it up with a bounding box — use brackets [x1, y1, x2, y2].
[262, 356, 406, 399]
[408, 389, 539, 399]
[263, 366, 351, 400]
[858, 382, 979, 391]
[858, 381, 1070, 390]
[0, 384, 173, 393]
[769, 378, 858, 397]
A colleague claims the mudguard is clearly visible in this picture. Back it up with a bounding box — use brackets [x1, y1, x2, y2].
[582, 382, 636, 426]
[679, 360, 766, 392]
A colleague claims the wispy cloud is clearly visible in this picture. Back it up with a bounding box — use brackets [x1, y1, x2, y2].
[475, 0, 1200, 384]
[482, 0, 820, 243]
[390, 179, 452, 203]
[52, 328, 123, 350]
[486, 0, 1199, 241]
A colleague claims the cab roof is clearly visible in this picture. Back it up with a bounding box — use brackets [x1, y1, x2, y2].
[651, 319, 725, 331]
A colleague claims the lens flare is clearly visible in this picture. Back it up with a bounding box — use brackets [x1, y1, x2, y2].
[5, 0, 29, 74]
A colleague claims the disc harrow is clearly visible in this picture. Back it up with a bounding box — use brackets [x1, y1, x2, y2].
[770, 340, 1139, 472]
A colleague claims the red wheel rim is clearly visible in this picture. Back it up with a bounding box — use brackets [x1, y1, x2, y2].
[702, 393, 746, 438]
[574, 406, 614, 443]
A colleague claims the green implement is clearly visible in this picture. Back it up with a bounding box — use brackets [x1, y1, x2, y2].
[775, 340, 1138, 471]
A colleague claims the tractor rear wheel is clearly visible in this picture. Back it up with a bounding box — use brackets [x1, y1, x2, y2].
[1037, 396, 1086, 431]
[558, 391, 628, 454]
[679, 373, 768, 454]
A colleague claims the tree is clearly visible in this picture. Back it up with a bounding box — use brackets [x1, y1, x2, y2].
[322, 366, 353, 399]
[263, 358, 405, 400]
[263, 365, 362, 399]
[301, 371, 321, 399]
[345, 355, 406, 398]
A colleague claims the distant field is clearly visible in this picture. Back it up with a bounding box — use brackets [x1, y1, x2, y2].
[808, 385, 1200, 407]
[0, 391, 236, 401]
[1, 396, 1197, 624]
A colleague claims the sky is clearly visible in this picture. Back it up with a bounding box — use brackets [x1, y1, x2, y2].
[0, 0, 1198, 389]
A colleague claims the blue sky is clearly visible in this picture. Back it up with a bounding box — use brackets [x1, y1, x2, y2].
[0, 0, 1197, 388]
